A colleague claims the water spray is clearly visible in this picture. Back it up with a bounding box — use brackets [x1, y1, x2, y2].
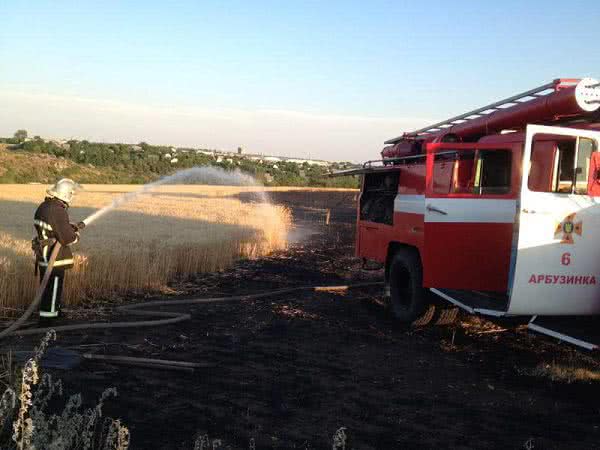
[82, 166, 270, 227]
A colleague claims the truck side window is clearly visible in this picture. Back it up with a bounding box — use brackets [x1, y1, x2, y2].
[432, 149, 511, 195]
[360, 172, 399, 225]
[528, 141, 558, 192]
[574, 138, 596, 194]
[476, 150, 512, 195]
[432, 153, 457, 194]
[528, 138, 597, 194]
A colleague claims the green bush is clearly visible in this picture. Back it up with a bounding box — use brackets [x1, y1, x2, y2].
[2, 136, 360, 187]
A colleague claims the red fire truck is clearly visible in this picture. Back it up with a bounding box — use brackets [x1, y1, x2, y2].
[337, 78, 600, 350]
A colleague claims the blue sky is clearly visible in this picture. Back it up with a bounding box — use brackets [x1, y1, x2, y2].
[1, 0, 599, 161]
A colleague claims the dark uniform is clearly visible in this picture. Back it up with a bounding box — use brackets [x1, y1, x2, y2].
[33, 197, 79, 321]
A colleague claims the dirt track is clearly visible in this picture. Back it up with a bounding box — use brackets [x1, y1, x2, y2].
[10, 223, 600, 449]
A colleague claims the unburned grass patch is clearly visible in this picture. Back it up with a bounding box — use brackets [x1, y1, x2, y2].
[528, 361, 600, 383]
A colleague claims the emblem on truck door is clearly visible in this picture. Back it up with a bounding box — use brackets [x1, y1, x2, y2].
[554, 213, 583, 244]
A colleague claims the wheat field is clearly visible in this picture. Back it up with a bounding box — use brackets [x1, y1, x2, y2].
[0, 184, 292, 313]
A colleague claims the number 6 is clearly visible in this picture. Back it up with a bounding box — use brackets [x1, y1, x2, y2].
[561, 252, 571, 266]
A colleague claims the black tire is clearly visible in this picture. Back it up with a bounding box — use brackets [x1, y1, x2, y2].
[388, 249, 429, 324]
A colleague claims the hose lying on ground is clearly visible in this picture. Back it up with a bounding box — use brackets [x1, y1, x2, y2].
[0, 239, 383, 338]
[4, 282, 382, 338]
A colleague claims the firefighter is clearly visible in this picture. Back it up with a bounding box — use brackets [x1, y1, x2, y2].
[32, 179, 85, 326]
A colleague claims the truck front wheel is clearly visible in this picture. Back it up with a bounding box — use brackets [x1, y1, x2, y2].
[388, 249, 429, 324]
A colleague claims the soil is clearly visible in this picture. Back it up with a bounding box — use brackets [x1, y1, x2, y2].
[7, 222, 600, 450]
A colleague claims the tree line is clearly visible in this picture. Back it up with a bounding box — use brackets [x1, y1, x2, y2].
[1, 130, 358, 188]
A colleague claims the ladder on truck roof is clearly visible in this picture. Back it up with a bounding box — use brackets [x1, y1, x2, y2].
[328, 150, 462, 177]
[385, 78, 582, 144]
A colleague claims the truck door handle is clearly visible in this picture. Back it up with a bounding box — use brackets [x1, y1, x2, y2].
[426, 204, 448, 215]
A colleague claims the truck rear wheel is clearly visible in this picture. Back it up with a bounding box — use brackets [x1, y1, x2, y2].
[388, 249, 429, 324]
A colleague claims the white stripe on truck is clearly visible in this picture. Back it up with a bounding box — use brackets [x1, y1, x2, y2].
[425, 198, 517, 223]
[394, 195, 425, 214]
[394, 195, 517, 223]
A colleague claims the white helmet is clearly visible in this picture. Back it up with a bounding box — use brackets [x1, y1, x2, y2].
[47, 178, 79, 204]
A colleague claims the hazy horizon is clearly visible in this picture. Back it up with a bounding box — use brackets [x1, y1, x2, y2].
[1, 0, 599, 162]
[0, 89, 431, 162]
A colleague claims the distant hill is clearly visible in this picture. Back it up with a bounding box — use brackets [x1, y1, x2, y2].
[0, 139, 358, 187]
[0, 144, 122, 183]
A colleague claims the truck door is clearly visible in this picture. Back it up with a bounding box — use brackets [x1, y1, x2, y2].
[423, 143, 517, 291]
[508, 125, 600, 315]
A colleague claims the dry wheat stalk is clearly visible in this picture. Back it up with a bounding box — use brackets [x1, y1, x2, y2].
[0, 185, 291, 312]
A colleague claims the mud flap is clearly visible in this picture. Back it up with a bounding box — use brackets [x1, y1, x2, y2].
[528, 316, 600, 351]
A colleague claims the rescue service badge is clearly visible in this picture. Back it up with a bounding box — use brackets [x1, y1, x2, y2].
[554, 213, 583, 244]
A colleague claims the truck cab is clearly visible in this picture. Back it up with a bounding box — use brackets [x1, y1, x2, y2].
[352, 78, 600, 339]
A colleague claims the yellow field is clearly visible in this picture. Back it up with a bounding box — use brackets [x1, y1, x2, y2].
[0, 184, 292, 312]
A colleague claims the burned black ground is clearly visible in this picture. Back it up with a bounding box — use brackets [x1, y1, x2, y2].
[7, 223, 600, 450]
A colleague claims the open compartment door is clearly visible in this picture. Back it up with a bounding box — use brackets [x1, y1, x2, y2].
[508, 125, 600, 315]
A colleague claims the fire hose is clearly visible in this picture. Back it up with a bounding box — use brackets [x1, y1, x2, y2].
[0, 239, 383, 339]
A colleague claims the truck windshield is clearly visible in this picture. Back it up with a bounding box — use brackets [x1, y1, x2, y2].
[528, 136, 597, 195]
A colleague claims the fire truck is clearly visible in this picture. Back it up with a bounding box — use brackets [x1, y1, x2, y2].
[336, 78, 600, 350]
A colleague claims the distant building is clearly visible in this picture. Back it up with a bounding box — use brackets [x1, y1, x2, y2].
[237, 152, 331, 167]
[47, 139, 71, 150]
[284, 158, 329, 166]
[130, 145, 143, 152]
